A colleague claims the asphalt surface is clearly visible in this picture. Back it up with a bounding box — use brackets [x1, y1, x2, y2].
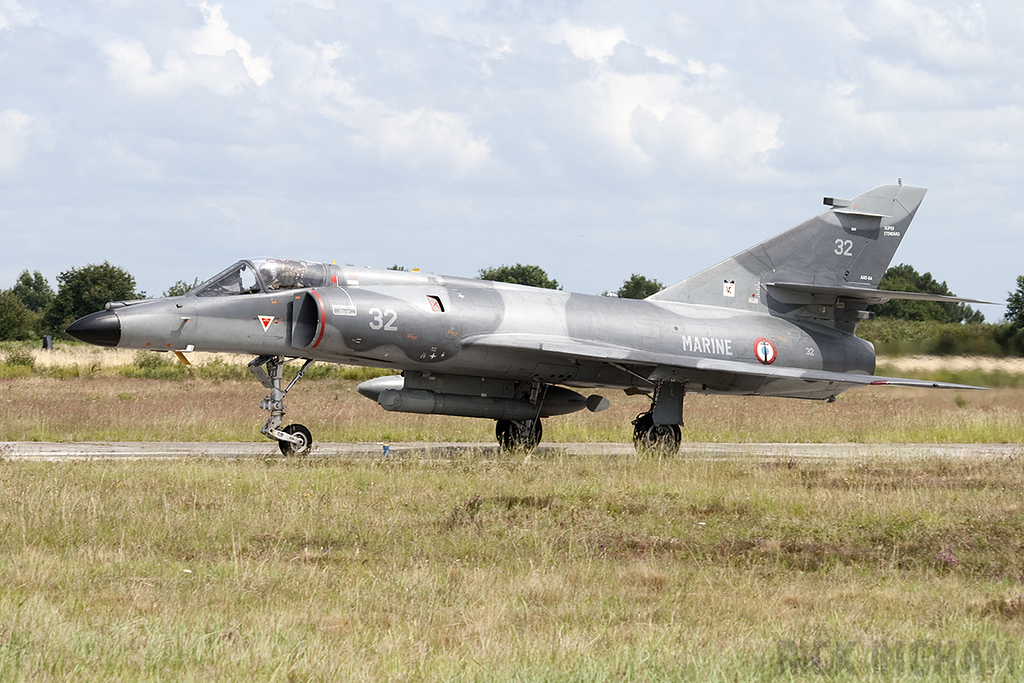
[3, 441, 1022, 461]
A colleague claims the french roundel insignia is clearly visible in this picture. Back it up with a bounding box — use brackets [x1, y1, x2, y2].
[754, 337, 777, 365]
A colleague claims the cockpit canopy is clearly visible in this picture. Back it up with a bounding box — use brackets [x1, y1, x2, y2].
[196, 259, 333, 297]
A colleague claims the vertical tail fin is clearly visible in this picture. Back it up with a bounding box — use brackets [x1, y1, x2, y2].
[649, 183, 927, 320]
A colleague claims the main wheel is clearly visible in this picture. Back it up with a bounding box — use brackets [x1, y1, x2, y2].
[632, 412, 654, 448]
[641, 423, 681, 455]
[495, 419, 543, 453]
[279, 423, 313, 456]
[632, 412, 681, 455]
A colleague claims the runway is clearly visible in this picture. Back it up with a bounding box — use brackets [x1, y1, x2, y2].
[4, 441, 1022, 461]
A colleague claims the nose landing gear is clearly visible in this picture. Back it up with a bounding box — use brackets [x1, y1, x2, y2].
[249, 355, 315, 456]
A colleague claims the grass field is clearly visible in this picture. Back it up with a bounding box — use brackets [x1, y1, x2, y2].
[3, 346, 1024, 680]
[2, 372, 1024, 444]
[1, 454, 1023, 681]
[1, 345, 1024, 444]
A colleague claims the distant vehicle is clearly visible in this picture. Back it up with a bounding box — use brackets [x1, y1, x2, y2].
[68, 182, 990, 455]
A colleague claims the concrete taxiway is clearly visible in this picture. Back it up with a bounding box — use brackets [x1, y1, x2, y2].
[3, 441, 1022, 461]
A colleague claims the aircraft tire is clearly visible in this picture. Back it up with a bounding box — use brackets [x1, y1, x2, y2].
[279, 423, 313, 457]
[631, 412, 654, 448]
[495, 419, 542, 453]
[632, 414, 681, 456]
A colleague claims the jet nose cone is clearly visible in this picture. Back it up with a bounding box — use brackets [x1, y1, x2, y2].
[66, 310, 121, 347]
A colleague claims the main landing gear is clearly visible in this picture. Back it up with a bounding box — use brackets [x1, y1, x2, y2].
[494, 381, 548, 453]
[495, 418, 543, 452]
[249, 355, 315, 456]
[630, 380, 685, 455]
[631, 411, 682, 454]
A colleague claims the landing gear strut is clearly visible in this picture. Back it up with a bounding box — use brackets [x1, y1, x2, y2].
[495, 419, 543, 452]
[248, 355, 315, 456]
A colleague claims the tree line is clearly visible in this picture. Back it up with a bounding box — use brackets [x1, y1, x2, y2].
[3, 262, 1023, 353]
[1, 263, 140, 342]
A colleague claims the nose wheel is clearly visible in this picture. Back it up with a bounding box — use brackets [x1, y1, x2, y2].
[279, 423, 313, 456]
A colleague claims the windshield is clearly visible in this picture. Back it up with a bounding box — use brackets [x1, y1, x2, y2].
[196, 261, 261, 297]
[195, 259, 332, 297]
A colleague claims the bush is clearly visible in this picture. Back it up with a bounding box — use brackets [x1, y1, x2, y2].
[857, 320, 1010, 357]
[617, 274, 664, 299]
[3, 345, 35, 369]
[127, 351, 189, 380]
[869, 264, 984, 323]
[478, 264, 560, 290]
[194, 358, 249, 382]
[44, 262, 140, 337]
[0, 290, 37, 341]
[301, 363, 396, 382]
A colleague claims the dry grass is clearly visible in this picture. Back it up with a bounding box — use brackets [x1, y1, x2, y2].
[4, 352, 1022, 680]
[26, 346, 253, 370]
[3, 345, 1023, 443]
[20, 345, 1024, 373]
[2, 374, 1023, 444]
[1, 455, 1023, 680]
[879, 355, 1024, 375]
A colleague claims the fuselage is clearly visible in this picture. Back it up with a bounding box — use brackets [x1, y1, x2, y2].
[90, 258, 876, 400]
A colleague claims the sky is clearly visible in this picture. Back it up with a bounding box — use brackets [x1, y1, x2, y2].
[1, 0, 1022, 318]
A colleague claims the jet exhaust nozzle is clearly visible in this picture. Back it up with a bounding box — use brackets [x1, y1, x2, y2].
[66, 310, 122, 347]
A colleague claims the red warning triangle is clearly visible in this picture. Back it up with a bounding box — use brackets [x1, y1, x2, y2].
[259, 315, 275, 331]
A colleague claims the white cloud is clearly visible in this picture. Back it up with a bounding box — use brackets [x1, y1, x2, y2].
[565, 71, 679, 162]
[0, 109, 33, 173]
[279, 40, 358, 114]
[372, 108, 490, 173]
[0, 0, 36, 29]
[643, 47, 680, 67]
[278, 40, 490, 176]
[633, 102, 782, 169]
[550, 23, 778, 170]
[6, 0, 1024, 305]
[102, 39, 176, 94]
[83, 137, 164, 183]
[868, 0, 996, 68]
[102, 3, 271, 95]
[551, 20, 626, 63]
[811, 76, 1024, 167]
[864, 58, 961, 107]
[192, 3, 272, 86]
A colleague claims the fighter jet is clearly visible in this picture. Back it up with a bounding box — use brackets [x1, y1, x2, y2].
[67, 182, 990, 455]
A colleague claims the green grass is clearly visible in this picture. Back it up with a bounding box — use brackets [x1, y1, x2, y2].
[1, 455, 1023, 680]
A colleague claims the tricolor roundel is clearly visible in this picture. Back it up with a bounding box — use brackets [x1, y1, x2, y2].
[754, 337, 777, 365]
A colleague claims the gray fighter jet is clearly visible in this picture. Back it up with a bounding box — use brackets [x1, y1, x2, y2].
[67, 182, 990, 455]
